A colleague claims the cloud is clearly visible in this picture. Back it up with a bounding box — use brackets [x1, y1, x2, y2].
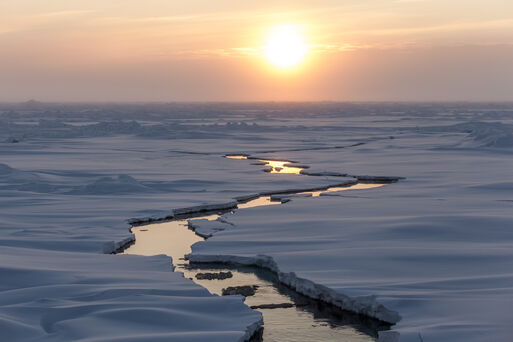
[0, 9, 95, 35]
[348, 19, 513, 36]
[35, 10, 95, 18]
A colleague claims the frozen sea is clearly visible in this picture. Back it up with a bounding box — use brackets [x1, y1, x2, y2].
[1, 102, 513, 341]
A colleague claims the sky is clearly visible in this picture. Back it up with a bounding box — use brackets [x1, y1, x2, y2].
[1, 0, 513, 102]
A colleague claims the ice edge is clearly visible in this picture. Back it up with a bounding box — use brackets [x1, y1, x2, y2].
[185, 253, 402, 327]
[237, 315, 264, 342]
[103, 234, 135, 254]
[124, 180, 360, 226]
[115, 176, 405, 341]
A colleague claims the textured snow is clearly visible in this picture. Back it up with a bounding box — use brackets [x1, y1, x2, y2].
[0, 247, 261, 342]
[1, 102, 513, 341]
[69, 174, 153, 195]
[188, 218, 233, 238]
[423, 121, 513, 148]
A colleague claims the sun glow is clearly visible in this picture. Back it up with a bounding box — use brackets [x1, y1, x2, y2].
[264, 25, 308, 70]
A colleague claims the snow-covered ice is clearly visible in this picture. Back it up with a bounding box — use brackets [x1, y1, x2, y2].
[189, 218, 233, 238]
[0, 246, 261, 342]
[1, 102, 513, 341]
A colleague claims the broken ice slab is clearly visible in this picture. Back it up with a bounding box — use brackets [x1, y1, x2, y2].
[173, 201, 238, 216]
[188, 218, 232, 238]
[352, 175, 405, 182]
[300, 169, 348, 177]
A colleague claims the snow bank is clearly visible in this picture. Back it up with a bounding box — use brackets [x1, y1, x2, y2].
[0, 163, 40, 183]
[423, 121, 513, 148]
[187, 253, 400, 324]
[459, 121, 513, 148]
[173, 201, 239, 216]
[188, 218, 233, 238]
[233, 193, 260, 202]
[260, 178, 357, 195]
[68, 174, 153, 195]
[103, 234, 136, 254]
[0, 246, 262, 342]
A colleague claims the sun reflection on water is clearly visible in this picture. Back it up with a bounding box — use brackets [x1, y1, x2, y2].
[261, 160, 304, 174]
[237, 196, 281, 209]
[225, 155, 248, 160]
[303, 183, 385, 197]
[225, 155, 306, 174]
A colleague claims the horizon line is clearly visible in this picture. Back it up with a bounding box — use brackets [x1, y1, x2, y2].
[2, 100, 513, 105]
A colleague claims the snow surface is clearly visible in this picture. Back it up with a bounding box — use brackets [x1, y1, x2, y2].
[1, 102, 513, 341]
[188, 218, 232, 238]
[0, 247, 261, 342]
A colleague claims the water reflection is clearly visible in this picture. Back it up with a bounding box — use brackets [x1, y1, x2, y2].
[124, 220, 203, 262]
[125, 183, 387, 259]
[302, 183, 385, 197]
[259, 160, 305, 174]
[185, 264, 388, 342]
[124, 219, 387, 342]
[226, 155, 248, 160]
[123, 182, 391, 342]
[225, 155, 306, 174]
[237, 196, 281, 209]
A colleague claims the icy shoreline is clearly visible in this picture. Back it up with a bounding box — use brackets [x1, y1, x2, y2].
[121, 182, 398, 341]
[115, 179, 402, 333]
[125, 181, 360, 227]
[186, 253, 401, 325]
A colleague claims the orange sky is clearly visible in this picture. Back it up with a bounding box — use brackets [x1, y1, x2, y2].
[1, 1, 513, 101]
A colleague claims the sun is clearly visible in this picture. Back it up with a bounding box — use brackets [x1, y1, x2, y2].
[264, 25, 308, 70]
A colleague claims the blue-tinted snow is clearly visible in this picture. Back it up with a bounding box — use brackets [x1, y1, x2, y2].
[1, 102, 512, 341]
